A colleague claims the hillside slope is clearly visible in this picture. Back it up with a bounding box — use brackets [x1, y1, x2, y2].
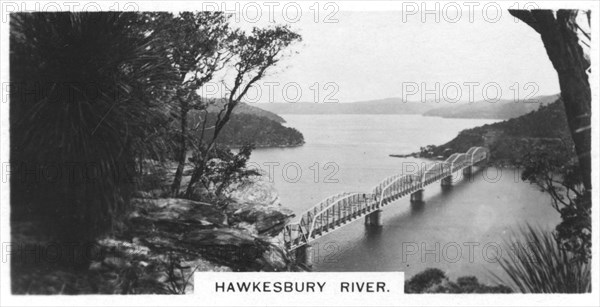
[188, 109, 304, 148]
[254, 94, 559, 120]
[207, 100, 286, 123]
[209, 113, 304, 148]
[419, 97, 574, 163]
[254, 98, 437, 115]
[422, 94, 559, 119]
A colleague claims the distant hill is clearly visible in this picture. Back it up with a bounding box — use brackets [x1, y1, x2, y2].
[417, 96, 574, 163]
[207, 100, 286, 123]
[253, 98, 437, 115]
[253, 95, 560, 120]
[422, 94, 560, 119]
[210, 113, 304, 148]
[189, 101, 303, 148]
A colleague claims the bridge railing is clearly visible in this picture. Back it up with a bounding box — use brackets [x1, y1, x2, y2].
[307, 192, 372, 238]
[284, 192, 374, 250]
[445, 153, 468, 173]
[466, 146, 489, 165]
[373, 173, 404, 201]
[373, 173, 423, 207]
[420, 161, 452, 186]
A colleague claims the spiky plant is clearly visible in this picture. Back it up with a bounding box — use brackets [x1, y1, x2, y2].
[492, 225, 591, 293]
[10, 12, 174, 252]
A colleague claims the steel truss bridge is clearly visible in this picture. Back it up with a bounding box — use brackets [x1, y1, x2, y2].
[283, 146, 489, 252]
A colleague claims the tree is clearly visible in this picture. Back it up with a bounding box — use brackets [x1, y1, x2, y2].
[184, 26, 302, 197]
[10, 12, 172, 251]
[148, 12, 234, 196]
[508, 9, 591, 192]
[520, 145, 590, 261]
[509, 9, 592, 262]
[188, 144, 260, 201]
[502, 11, 592, 291]
[405, 268, 512, 293]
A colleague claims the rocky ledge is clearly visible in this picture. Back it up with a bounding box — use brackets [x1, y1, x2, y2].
[12, 177, 298, 294]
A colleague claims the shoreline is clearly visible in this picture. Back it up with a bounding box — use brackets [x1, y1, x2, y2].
[228, 142, 305, 149]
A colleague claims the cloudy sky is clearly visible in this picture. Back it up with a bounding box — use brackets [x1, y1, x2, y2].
[209, 9, 562, 103]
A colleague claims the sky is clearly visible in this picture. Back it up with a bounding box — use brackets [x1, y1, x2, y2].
[202, 9, 562, 104]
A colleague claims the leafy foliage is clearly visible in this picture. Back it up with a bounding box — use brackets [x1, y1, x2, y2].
[184, 25, 302, 197]
[10, 12, 172, 244]
[161, 254, 200, 294]
[520, 147, 591, 262]
[188, 144, 260, 200]
[143, 12, 235, 195]
[492, 225, 591, 293]
[144, 12, 302, 196]
[509, 9, 592, 191]
[405, 268, 512, 293]
[422, 98, 575, 163]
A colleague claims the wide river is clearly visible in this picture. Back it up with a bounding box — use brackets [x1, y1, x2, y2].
[249, 114, 559, 284]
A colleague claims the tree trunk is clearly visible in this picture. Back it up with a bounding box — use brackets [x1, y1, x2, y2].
[170, 99, 189, 196]
[556, 68, 591, 191]
[184, 162, 203, 198]
[184, 113, 225, 198]
[184, 145, 215, 198]
[509, 10, 591, 191]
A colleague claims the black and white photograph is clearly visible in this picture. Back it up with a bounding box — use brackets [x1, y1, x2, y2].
[1, 1, 598, 305]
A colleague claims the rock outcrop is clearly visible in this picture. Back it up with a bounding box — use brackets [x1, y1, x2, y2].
[11, 174, 299, 294]
[225, 177, 295, 236]
[125, 196, 291, 272]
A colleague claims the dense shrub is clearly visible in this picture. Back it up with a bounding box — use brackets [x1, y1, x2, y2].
[494, 225, 591, 293]
[405, 268, 512, 293]
[10, 12, 171, 248]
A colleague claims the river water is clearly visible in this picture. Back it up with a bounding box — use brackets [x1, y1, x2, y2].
[249, 114, 560, 284]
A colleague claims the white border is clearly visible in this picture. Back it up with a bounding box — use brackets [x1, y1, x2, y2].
[1, 1, 598, 306]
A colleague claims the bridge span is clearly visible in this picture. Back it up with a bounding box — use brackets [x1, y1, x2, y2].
[282, 146, 489, 263]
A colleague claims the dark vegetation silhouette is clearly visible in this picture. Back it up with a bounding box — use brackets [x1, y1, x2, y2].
[10, 12, 301, 272]
[405, 268, 512, 293]
[409, 9, 592, 293]
[492, 225, 591, 293]
[10, 12, 174, 255]
[499, 9, 592, 293]
[509, 10, 591, 192]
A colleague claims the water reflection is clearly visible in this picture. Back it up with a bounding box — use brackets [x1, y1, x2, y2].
[409, 201, 425, 215]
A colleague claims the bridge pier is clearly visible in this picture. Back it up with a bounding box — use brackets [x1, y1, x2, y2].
[410, 189, 423, 202]
[295, 245, 313, 267]
[463, 166, 473, 176]
[364, 209, 382, 227]
[441, 175, 453, 187]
